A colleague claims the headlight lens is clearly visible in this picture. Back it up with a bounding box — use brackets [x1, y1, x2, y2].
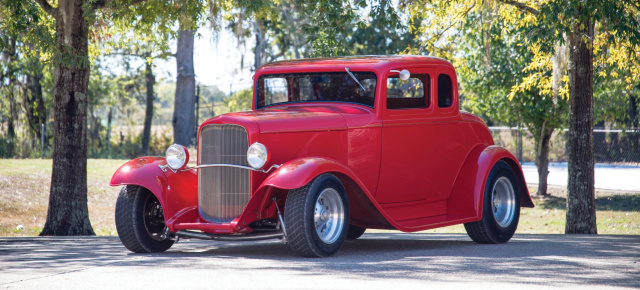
[247, 143, 268, 169]
[166, 144, 189, 170]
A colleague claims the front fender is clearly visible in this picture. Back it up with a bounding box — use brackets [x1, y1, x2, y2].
[110, 157, 198, 221]
[110, 157, 168, 203]
[240, 157, 392, 230]
[449, 146, 533, 219]
[260, 157, 362, 190]
[246, 157, 370, 219]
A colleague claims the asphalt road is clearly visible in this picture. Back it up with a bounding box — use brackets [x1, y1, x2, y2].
[1, 233, 638, 289]
[521, 162, 640, 192]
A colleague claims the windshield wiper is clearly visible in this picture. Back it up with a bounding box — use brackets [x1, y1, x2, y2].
[345, 68, 367, 92]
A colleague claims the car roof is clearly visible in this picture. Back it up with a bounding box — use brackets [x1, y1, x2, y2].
[255, 55, 452, 75]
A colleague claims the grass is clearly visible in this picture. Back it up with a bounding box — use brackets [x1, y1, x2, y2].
[0, 159, 126, 236]
[1, 159, 638, 236]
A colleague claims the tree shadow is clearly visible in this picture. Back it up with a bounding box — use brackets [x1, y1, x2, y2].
[537, 194, 640, 211]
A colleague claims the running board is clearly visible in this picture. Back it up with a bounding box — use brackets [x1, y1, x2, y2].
[175, 230, 284, 241]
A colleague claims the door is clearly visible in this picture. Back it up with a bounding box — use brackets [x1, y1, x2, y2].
[376, 67, 469, 220]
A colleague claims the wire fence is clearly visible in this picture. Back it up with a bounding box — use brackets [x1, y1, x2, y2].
[490, 127, 640, 165]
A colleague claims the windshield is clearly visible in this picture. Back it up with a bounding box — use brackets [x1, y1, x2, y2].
[256, 72, 377, 109]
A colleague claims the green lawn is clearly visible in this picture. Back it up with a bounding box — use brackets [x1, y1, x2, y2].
[1, 159, 638, 236]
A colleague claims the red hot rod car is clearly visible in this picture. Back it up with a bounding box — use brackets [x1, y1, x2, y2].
[111, 55, 533, 257]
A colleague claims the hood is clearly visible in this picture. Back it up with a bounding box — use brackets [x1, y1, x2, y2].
[211, 106, 351, 134]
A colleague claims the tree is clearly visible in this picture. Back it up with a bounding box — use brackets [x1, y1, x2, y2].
[0, 0, 190, 235]
[173, 16, 197, 146]
[409, 0, 640, 234]
[457, 13, 568, 197]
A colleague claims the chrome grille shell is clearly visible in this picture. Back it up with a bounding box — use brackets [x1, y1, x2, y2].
[198, 124, 250, 223]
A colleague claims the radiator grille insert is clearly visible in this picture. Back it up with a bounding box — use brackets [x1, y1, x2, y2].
[198, 124, 250, 223]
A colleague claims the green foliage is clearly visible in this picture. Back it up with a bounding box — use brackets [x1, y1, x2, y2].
[458, 12, 568, 137]
[296, 0, 362, 57]
[224, 88, 252, 112]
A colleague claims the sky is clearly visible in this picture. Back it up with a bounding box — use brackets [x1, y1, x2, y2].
[153, 27, 255, 95]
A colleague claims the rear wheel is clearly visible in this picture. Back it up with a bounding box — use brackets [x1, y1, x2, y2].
[464, 160, 520, 244]
[346, 225, 366, 240]
[115, 185, 174, 253]
[285, 174, 349, 257]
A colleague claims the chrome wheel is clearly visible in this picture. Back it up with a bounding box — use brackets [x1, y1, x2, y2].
[491, 176, 516, 228]
[313, 188, 345, 244]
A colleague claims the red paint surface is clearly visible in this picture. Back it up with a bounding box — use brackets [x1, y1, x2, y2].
[111, 56, 532, 235]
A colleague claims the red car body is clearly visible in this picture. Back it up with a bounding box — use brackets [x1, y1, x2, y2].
[111, 55, 533, 256]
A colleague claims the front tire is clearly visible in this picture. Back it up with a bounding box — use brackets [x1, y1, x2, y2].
[115, 185, 174, 253]
[464, 160, 520, 244]
[285, 173, 349, 257]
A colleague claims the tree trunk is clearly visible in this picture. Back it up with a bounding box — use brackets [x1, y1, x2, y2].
[628, 94, 639, 162]
[254, 20, 266, 70]
[4, 36, 17, 156]
[25, 71, 47, 141]
[172, 28, 196, 147]
[40, 0, 94, 236]
[141, 60, 155, 156]
[565, 15, 597, 235]
[535, 127, 554, 196]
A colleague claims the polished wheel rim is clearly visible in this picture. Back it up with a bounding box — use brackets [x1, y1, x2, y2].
[492, 176, 516, 228]
[314, 188, 345, 244]
[143, 195, 166, 241]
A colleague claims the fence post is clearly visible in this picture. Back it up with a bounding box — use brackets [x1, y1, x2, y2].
[517, 125, 523, 163]
[41, 123, 45, 159]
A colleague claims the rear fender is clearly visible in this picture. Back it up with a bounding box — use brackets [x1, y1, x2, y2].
[110, 157, 198, 221]
[448, 146, 533, 220]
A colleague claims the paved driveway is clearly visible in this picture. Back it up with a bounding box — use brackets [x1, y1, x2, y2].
[1, 233, 638, 289]
[521, 162, 640, 192]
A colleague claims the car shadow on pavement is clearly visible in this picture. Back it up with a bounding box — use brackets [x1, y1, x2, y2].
[2, 234, 639, 288]
[142, 233, 640, 288]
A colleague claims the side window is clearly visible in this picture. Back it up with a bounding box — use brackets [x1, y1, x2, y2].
[264, 78, 289, 105]
[438, 74, 453, 108]
[386, 74, 430, 109]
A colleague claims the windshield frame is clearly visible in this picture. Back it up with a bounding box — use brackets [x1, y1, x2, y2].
[255, 71, 378, 110]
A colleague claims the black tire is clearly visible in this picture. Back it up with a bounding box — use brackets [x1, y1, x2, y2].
[464, 160, 520, 244]
[284, 173, 349, 257]
[346, 225, 366, 240]
[115, 185, 174, 253]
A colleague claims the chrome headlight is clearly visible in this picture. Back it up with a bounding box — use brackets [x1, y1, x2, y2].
[166, 144, 189, 170]
[247, 143, 268, 169]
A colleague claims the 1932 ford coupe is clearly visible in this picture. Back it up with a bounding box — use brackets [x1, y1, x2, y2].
[111, 55, 533, 257]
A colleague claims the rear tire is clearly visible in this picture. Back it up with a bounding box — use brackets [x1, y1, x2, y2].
[464, 160, 520, 244]
[346, 225, 366, 240]
[115, 185, 174, 253]
[284, 174, 349, 257]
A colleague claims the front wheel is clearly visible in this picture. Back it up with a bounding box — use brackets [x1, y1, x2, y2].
[464, 160, 520, 244]
[115, 185, 174, 253]
[285, 173, 349, 257]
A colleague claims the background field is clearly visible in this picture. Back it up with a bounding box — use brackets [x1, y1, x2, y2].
[0, 159, 638, 236]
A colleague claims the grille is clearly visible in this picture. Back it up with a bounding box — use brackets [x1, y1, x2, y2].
[198, 124, 250, 223]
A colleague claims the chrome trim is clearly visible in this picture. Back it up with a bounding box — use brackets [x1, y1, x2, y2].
[186, 163, 281, 174]
[159, 164, 176, 173]
[175, 230, 284, 241]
